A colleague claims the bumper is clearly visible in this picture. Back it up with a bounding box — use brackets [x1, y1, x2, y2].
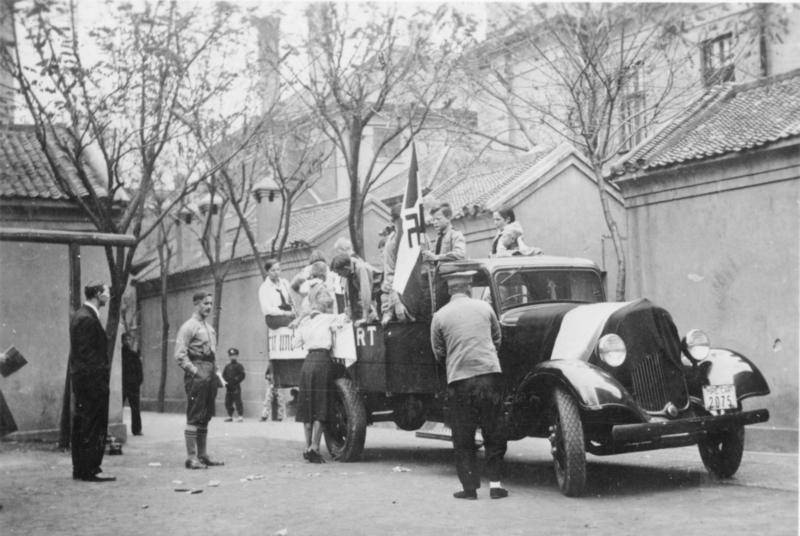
[611, 409, 770, 443]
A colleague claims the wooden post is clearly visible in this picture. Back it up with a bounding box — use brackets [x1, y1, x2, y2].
[58, 243, 81, 449]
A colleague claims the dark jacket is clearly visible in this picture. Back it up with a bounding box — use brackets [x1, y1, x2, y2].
[222, 361, 246, 389]
[122, 345, 143, 389]
[68, 304, 109, 392]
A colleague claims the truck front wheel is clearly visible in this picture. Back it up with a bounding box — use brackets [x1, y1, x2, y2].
[324, 377, 367, 462]
[698, 424, 744, 478]
[549, 387, 587, 497]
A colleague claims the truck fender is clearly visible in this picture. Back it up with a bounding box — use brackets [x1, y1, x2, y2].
[700, 348, 770, 401]
[520, 360, 646, 417]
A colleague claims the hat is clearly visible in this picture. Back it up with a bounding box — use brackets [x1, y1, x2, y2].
[227, 347, 239, 356]
[441, 270, 476, 286]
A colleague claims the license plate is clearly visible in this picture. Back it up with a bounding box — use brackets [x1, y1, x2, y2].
[703, 384, 737, 411]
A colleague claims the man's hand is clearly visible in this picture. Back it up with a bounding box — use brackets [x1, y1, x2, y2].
[422, 250, 437, 263]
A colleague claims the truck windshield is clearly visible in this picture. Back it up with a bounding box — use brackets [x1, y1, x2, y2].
[492, 269, 604, 311]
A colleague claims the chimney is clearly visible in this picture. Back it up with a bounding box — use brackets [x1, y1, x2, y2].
[252, 175, 281, 253]
[255, 16, 280, 114]
[0, 0, 16, 125]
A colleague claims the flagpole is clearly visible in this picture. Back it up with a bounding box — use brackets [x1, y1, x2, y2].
[422, 234, 437, 315]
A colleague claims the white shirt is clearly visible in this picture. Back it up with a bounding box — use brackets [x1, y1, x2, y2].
[259, 277, 294, 316]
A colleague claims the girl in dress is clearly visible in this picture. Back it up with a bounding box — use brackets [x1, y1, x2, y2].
[292, 287, 344, 463]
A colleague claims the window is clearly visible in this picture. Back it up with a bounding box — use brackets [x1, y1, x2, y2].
[619, 61, 647, 153]
[701, 33, 735, 87]
[492, 269, 604, 312]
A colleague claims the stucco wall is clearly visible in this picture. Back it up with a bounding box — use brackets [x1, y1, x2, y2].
[0, 236, 124, 439]
[620, 144, 799, 450]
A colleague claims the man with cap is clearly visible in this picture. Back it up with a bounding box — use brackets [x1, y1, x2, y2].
[222, 347, 246, 422]
[430, 271, 508, 500]
[175, 291, 225, 469]
[69, 281, 116, 482]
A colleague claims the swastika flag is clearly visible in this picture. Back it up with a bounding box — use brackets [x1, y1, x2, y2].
[392, 143, 427, 318]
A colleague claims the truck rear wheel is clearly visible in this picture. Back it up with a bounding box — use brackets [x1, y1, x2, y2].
[550, 387, 587, 497]
[698, 424, 744, 478]
[324, 377, 367, 462]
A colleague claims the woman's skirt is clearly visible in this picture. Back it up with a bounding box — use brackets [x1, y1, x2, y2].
[295, 349, 333, 423]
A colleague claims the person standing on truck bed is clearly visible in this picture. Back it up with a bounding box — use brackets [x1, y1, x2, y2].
[331, 253, 377, 325]
[430, 270, 509, 500]
[422, 202, 466, 312]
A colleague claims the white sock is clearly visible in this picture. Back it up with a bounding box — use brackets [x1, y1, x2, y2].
[490, 481, 502, 489]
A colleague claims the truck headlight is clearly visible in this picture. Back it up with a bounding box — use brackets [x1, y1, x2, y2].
[683, 329, 710, 361]
[598, 334, 626, 367]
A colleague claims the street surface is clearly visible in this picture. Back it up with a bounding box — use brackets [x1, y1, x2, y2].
[1, 410, 797, 536]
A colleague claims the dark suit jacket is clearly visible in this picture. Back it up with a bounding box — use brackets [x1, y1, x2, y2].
[122, 345, 143, 389]
[69, 304, 110, 393]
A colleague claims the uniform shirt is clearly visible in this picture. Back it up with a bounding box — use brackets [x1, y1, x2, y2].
[430, 294, 502, 384]
[175, 313, 217, 373]
[433, 224, 466, 263]
[222, 360, 246, 387]
[259, 277, 295, 316]
[292, 312, 340, 351]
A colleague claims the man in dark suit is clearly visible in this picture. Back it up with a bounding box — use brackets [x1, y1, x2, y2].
[121, 333, 143, 436]
[69, 281, 116, 482]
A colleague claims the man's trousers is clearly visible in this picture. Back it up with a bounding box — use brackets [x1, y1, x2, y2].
[446, 373, 507, 491]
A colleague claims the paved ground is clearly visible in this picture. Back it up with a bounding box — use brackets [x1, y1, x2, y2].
[1, 410, 797, 536]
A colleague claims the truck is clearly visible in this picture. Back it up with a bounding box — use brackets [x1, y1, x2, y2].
[270, 255, 770, 496]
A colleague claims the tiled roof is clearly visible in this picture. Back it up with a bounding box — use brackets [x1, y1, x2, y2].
[428, 145, 555, 218]
[614, 69, 800, 174]
[137, 196, 383, 280]
[0, 124, 108, 200]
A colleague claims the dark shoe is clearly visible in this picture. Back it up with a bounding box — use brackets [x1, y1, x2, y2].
[185, 458, 207, 470]
[490, 487, 509, 499]
[453, 489, 477, 500]
[306, 450, 325, 464]
[224, 417, 233, 422]
[81, 474, 117, 482]
[259, 417, 268, 422]
[198, 455, 224, 467]
[132, 432, 143, 436]
[302, 450, 310, 461]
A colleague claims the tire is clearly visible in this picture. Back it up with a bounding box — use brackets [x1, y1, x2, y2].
[698, 424, 744, 478]
[549, 387, 587, 497]
[392, 395, 428, 431]
[324, 377, 367, 462]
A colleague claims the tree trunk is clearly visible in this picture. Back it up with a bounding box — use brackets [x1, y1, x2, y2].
[156, 241, 171, 412]
[591, 163, 626, 300]
[347, 124, 365, 256]
[212, 275, 224, 338]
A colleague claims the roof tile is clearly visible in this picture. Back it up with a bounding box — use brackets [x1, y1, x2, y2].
[0, 124, 107, 200]
[617, 69, 800, 173]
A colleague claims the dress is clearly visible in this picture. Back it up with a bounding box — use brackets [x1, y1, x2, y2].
[121, 343, 143, 435]
[430, 293, 506, 492]
[293, 312, 338, 423]
[68, 303, 110, 479]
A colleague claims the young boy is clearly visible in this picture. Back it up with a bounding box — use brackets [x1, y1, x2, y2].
[222, 348, 246, 422]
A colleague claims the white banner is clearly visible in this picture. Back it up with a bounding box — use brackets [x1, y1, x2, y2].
[267, 327, 305, 360]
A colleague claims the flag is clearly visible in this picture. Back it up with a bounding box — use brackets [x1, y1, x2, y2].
[392, 143, 427, 318]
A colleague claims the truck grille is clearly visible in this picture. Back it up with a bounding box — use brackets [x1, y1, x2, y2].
[630, 352, 684, 412]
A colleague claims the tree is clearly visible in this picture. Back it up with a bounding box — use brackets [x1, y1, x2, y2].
[462, 3, 792, 300]
[274, 2, 476, 255]
[2, 0, 249, 360]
